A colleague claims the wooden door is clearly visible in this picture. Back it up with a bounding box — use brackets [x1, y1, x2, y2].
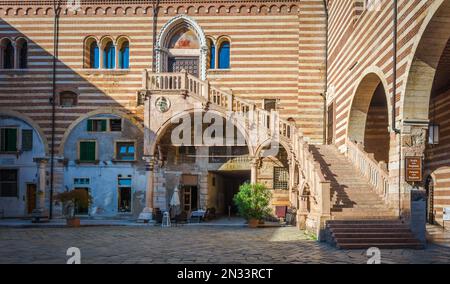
[26, 184, 36, 214]
[168, 57, 199, 77]
[182, 187, 192, 212]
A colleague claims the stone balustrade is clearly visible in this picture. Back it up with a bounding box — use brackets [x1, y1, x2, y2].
[140, 70, 332, 237]
[345, 139, 389, 202]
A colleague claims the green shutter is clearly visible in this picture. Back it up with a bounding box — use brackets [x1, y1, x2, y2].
[87, 120, 93, 131]
[0, 129, 5, 152]
[1, 129, 17, 152]
[101, 120, 107, 131]
[21, 129, 33, 151]
[80, 141, 96, 162]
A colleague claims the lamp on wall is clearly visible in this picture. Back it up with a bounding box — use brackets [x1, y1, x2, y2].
[428, 124, 440, 145]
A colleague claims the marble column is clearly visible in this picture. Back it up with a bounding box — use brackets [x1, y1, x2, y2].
[250, 157, 259, 184]
[32, 158, 49, 221]
[138, 156, 155, 222]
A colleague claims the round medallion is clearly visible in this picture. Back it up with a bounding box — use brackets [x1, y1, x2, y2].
[155, 97, 171, 113]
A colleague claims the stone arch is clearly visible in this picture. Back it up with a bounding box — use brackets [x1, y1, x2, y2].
[347, 69, 391, 144]
[254, 137, 293, 160]
[402, 0, 450, 123]
[58, 108, 143, 155]
[0, 108, 49, 155]
[149, 109, 255, 158]
[156, 15, 208, 80]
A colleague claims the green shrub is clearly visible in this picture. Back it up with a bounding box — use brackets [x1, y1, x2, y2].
[233, 183, 272, 220]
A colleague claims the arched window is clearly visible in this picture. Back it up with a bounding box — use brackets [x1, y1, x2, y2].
[208, 39, 215, 69]
[118, 41, 129, 69]
[1, 39, 14, 69]
[218, 40, 230, 69]
[103, 41, 115, 69]
[17, 39, 28, 69]
[59, 91, 78, 107]
[89, 42, 99, 69]
[84, 37, 99, 69]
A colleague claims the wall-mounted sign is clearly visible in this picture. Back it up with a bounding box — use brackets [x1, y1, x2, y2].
[405, 157, 423, 182]
[444, 208, 450, 221]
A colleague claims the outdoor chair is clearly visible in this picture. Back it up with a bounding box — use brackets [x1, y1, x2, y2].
[154, 209, 163, 224]
[204, 207, 216, 221]
[173, 212, 188, 226]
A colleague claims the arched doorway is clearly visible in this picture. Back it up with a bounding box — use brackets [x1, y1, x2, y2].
[348, 73, 390, 164]
[156, 15, 208, 80]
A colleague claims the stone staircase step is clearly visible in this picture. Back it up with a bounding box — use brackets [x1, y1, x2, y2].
[337, 243, 424, 250]
[333, 233, 414, 238]
[335, 238, 421, 244]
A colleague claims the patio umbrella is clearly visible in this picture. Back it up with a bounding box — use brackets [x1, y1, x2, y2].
[169, 187, 181, 217]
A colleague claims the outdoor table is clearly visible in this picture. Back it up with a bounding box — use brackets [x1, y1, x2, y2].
[190, 210, 206, 223]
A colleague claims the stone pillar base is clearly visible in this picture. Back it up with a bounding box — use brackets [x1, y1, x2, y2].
[137, 207, 155, 223]
[296, 213, 307, 230]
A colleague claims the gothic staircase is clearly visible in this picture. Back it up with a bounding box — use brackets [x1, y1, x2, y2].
[141, 71, 423, 249]
[310, 145, 423, 249]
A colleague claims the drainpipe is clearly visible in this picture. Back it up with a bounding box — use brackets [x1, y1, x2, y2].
[323, 0, 329, 145]
[49, 1, 61, 219]
[152, 0, 160, 72]
[392, 0, 402, 220]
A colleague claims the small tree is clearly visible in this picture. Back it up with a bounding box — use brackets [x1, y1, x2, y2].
[55, 189, 92, 219]
[233, 183, 272, 220]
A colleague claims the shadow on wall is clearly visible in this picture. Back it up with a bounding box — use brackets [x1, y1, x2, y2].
[0, 14, 151, 217]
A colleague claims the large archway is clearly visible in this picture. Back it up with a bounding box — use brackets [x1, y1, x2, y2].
[403, 0, 450, 226]
[151, 110, 253, 216]
[348, 72, 391, 164]
[156, 15, 208, 80]
[402, 0, 450, 122]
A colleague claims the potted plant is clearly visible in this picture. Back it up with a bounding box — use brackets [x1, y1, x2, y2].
[55, 189, 92, 227]
[233, 183, 272, 228]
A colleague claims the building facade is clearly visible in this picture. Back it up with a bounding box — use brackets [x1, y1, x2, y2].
[0, 0, 449, 236]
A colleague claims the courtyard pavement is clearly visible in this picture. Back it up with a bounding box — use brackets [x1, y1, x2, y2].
[1, 226, 450, 264]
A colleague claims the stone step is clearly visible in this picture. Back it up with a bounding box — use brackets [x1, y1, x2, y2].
[327, 220, 402, 225]
[330, 228, 412, 233]
[331, 214, 397, 220]
[333, 233, 414, 238]
[337, 243, 424, 250]
[329, 223, 409, 229]
[334, 237, 420, 244]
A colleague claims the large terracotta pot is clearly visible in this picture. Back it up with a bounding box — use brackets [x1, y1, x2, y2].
[248, 218, 259, 228]
[66, 218, 81, 227]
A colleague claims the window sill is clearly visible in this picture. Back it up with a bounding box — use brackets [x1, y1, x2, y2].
[208, 68, 231, 73]
[0, 69, 30, 73]
[112, 159, 137, 164]
[0, 151, 19, 155]
[75, 160, 99, 165]
[80, 69, 131, 76]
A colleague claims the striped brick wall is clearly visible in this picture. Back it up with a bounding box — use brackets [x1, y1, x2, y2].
[327, 0, 434, 146]
[426, 89, 450, 225]
[0, 0, 328, 151]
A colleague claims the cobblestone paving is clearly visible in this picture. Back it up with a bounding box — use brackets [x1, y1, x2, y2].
[0, 226, 449, 264]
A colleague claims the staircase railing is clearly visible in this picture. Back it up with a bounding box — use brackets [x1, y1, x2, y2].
[345, 139, 389, 201]
[143, 70, 295, 141]
[142, 70, 331, 235]
[292, 128, 331, 225]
